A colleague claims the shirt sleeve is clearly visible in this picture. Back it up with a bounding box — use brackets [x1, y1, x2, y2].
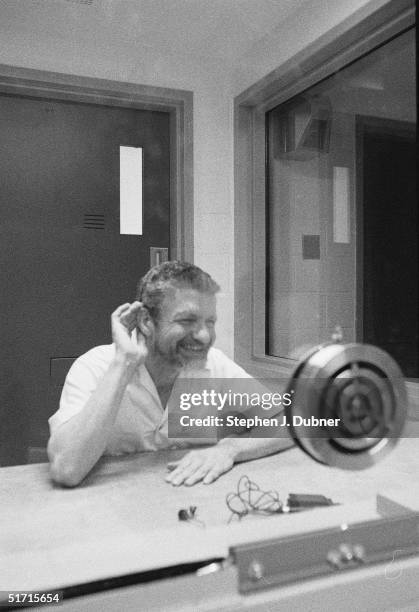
[209, 348, 285, 420]
[208, 347, 252, 378]
[48, 345, 113, 434]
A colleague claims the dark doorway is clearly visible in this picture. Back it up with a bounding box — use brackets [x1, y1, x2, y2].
[357, 116, 417, 377]
[0, 93, 171, 465]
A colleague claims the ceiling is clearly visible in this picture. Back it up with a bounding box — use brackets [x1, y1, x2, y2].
[0, 0, 311, 63]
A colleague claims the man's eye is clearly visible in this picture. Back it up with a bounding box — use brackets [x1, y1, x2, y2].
[178, 319, 195, 324]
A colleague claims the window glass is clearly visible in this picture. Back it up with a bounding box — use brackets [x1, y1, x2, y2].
[266, 28, 417, 376]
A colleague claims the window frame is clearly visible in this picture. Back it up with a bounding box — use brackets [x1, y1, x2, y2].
[234, 0, 415, 377]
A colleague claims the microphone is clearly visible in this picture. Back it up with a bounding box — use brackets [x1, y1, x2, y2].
[285, 338, 407, 470]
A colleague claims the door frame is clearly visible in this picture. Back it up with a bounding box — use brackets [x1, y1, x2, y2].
[0, 63, 193, 262]
[355, 114, 417, 343]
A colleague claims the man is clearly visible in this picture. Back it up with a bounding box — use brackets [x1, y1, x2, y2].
[48, 261, 292, 487]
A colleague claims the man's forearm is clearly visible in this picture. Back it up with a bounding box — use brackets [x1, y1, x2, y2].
[217, 434, 294, 464]
[48, 357, 136, 486]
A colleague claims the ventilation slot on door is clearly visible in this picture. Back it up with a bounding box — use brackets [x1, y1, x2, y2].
[65, 0, 95, 6]
[84, 214, 105, 230]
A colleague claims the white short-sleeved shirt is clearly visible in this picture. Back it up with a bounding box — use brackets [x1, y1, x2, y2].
[48, 345, 251, 455]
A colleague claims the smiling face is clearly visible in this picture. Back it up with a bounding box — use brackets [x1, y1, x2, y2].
[150, 287, 217, 367]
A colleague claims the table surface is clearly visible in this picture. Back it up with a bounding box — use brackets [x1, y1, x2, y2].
[1, 438, 419, 591]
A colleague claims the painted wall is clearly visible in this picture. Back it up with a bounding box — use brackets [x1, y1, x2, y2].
[233, 0, 393, 95]
[0, 0, 390, 358]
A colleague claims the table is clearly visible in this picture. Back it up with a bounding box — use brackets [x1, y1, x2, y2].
[1, 438, 419, 610]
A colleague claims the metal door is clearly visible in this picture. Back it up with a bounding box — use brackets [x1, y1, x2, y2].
[0, 94, 171, 465]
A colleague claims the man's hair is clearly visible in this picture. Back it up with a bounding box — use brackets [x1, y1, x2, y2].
[136, 261, 220, 321]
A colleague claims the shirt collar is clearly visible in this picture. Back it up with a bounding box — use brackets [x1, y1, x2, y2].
[137, 363, 160, 400]
[138, 358, 211, 392]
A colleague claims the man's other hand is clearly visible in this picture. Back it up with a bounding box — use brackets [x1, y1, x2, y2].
[165, 446, 236, 486]
[112, 302, 148, 366]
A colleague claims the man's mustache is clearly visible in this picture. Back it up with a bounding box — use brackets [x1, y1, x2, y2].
[179, 341, 210, 349]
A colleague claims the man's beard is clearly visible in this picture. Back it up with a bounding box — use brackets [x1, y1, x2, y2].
[155, 339, 210, 367]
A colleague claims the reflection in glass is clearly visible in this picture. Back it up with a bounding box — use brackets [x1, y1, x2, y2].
[266, 28, 417, 376]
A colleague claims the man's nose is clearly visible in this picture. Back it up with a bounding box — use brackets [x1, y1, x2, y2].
[192, 324, 211, 345]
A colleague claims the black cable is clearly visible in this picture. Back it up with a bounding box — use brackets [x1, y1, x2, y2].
[226, 475, 283, 522]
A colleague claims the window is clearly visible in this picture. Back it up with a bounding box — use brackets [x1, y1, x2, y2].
[234, 1, 416, 378]
[266, 28, 417, 376]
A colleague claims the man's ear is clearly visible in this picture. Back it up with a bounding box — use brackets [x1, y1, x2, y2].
[137, 306, 154, 339]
